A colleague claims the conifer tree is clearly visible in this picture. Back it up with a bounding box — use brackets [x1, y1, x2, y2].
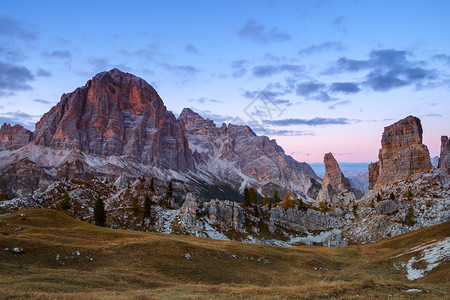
[93, 197, 106, 227]
[406, 205, 416, 226]
[244, 187, 251, 207]
[273, 190, 280, 204]
[149, 178, 155, 193]
[376, 192, 382, 202]
[143, 195, 152, 218]
[352, 203, 358, 217]
[261, 194, 270, 206]
[166, 180, 173, 199]
[249, 187, 258, 205]
[390, 192, 395, 200]
[280, 191, 294, 209]
[61, 191, 71, 210]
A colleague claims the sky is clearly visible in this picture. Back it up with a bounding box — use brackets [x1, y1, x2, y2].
[1, 0, 449, 163]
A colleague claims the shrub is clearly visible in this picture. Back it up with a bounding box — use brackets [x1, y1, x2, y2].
[376, 193, 381, 202]
[352, 204, 358, 217]
[369, 198, 375, 208]
[406, 190, 413, 201]
[165, 180, 173, 199]
[143, 195, 152, 218]
[389, 192, 395, 200]
[405, 205, 416, 226]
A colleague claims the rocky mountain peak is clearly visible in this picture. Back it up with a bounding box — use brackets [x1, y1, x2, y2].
[316, 152, 361, 206]
[369, 116, 432, 189]
[32, 69, 194, 171]
[0, 123, 32, 151]
[439, 135, 450, 174]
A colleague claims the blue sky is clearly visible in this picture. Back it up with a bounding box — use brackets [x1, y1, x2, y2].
[1, 0, 449, 162]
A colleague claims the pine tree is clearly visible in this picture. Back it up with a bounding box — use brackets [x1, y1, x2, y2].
[244, 187, 251, 207]
[249, 187, 258, 205]
[376, 192, 382, 202]
[369, 198, 375, 208]
[261, 194, 270, 206]
[149, 178, 155, 193]
[132, 197, 140, 213]
[60, 191, 71, 210]
[93, 197, 106, 227]
[143, 195, 152, 218]
[166, 180, 173, 199]
[319, 200, 328, 212]
[406, 190, 413, 201]
[390, 192, 395, 200]
[273, 190, 281, 204]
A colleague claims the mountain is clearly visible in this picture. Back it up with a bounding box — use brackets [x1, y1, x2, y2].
[368, 116, 432, 190]
[0, 69, 320, 201]
[316, 152, 363, 207]
[178, 108, 321, 200]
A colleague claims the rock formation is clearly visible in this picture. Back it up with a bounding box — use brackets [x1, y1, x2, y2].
[316, 152, 361, 206]
[33, 69, 194, 171]
[178, 108, 321, 200]
[368, 116, 432, 189]
[438, 136, 450, 175]
[0, 123, 32, 151]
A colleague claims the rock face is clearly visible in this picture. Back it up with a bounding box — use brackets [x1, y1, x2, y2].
[316, 153, 361, 206]
[369, 116, 432, 189]
[0, 123, 32, 151]
[33, 69, 194, 171]
[178, 108, 321, 200]
[438, 136, 450, 175]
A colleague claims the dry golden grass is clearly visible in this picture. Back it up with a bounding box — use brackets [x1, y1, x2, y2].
[0, 208, 448, 299]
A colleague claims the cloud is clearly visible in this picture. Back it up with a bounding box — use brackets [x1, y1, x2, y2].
[231, 59, 248, 78]
[237, 18, 291, 44]
[264, 117, 352, 126]
[421, 113, 442, 118]
[0, 46, 26, 62]
[432, 54, 450, 66]
[0, 62, 35, 95]
[295, 81, 326, 97]
[44, 50, 72, 60]
[0, 12, 38, 41]
[328, 100, 350, 110]
[329, 82, 360, 94]
[0, 111, 40, 130]
[160, 63, 201, 76]
[298, 41, 345, 55]
[330, 49, 437, 92]
[252, 64, 304, 78]
[189, 97, 222, 104]
[36, 68, 52, 77]
[253, 127, 315, 136]
[33, 98, 51, 105]
[332, 16, 346, 31]
[185, 43, 200, 55]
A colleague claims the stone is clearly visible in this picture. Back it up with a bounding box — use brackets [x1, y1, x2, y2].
[33, 69, 194, 171]
[438, 136, 450, 175]
[316, 152, 362, 206]
[0, 123, 32, 151]
[376, 200, 399, 215]
[369, 116, 432, 189]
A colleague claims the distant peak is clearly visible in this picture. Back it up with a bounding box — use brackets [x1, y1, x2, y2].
[179, 108, 204, 121]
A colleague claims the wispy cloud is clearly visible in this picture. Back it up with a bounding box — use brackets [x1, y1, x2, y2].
[329, 82, 360, 94]
[264, 117, 352, 126]
[252, 64, 304, 78]
[0, 12, 38, 41]
[298, 41, 345, 55]
[36, 68, 52, 77]
[189, 97, 222, 104]
[33, 98, 51, 105]
[237, 18, 291, 44]
[185, 43, 200, 55]
[231, 59, 248, 78]
[43, 50, 72, 60]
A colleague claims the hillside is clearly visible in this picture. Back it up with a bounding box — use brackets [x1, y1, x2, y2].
[0, 209, 448, 299]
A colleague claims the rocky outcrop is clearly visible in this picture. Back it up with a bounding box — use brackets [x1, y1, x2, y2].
[204, 199, 245, 230]
[316, 153, 362, 206]
[178, 108, 321, 200]
[369, 116, 432, 189]
[0, 123, 32, 151]
[438, 136, 450, 175]
[33, 69, 194, 171]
